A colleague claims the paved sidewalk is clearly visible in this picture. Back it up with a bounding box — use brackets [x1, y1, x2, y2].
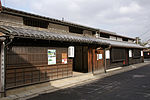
[30, 63, 150, 100]
[1, 62, 150, 100]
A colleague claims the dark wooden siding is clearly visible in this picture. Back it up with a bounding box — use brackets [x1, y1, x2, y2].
[92, 49, 105, 74]
[111, 48, 126, 62]
[88, 48, 93, 72]
[133, 49, 141, 58]
[106, 48, 144, 69]
[73, 46, 88, 73]
[6, 46, 73, 89]
[106, 59, 124, 69]
[129, 57, 143, 65]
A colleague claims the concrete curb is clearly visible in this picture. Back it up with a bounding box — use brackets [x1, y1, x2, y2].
[1, 62, 150, 100]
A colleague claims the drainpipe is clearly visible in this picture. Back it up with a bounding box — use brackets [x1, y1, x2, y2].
[0, 36, 13, 97]
[104, 45, 111, 73]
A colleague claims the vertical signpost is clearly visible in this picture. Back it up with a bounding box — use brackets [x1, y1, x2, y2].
[0, 42, 5, 97]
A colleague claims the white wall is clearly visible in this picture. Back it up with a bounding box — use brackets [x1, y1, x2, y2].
[83, 30, 92, 36]
[128, 39, 134, 43]
[110, 36, 116, 40]
[0, 13, 23, 25]
[117, 37, 122, 41]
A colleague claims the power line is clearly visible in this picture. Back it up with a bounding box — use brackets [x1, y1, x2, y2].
[139, 29, 150, 37]
[143, 34, 150, 41]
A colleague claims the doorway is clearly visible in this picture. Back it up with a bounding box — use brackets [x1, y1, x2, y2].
[92, 49, 105, 74]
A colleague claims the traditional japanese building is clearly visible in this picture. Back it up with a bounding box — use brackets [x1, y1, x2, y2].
[0, 6, 144, 97]
[95, 30, 144, 69]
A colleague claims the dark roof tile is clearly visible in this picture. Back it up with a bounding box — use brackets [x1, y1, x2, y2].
[0, 25, 144, 49]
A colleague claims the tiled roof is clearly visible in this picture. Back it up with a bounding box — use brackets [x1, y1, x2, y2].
[1, 7, 135, 40]
[0, 25, 144, 49]
[0, 25, 109, 45]
[101, 38, 144, 49]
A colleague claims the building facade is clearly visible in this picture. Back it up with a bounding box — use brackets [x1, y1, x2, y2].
[0, 7, 144, 97]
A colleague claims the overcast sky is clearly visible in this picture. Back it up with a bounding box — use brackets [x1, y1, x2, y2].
[2, 0, 150, 41]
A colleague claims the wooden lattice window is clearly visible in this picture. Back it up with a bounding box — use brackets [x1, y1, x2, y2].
[23, 17, 49, 28]
[133, 49, 141, 58]
[111, 48, 126, 62]
[69, 26, 83, 34]
[100, 33, 110, 38]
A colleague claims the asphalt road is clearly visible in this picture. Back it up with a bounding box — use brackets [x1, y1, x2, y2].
[29, 64, 150, 100]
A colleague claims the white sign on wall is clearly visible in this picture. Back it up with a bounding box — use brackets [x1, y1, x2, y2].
[129, 50, 132, 57]
[48, 49, 56, 65]
[141, 51, 143, 56]
[68, 46, 74, 57]
[106, 50, 110, 59]
[97, 54, 103, 60]
[99, 54, 102, 59]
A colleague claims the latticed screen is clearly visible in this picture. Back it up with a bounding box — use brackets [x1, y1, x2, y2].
[23, 17, 49, 28]
[6, 46, 73, 89]
[111, 48, 126, 62]
[133, 49, 141, 58]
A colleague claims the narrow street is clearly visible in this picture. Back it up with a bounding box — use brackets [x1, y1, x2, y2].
[29, 64, 150, 100]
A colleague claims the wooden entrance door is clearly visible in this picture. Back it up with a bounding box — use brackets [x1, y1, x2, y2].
[125, 49, 129, 65]
[92, 49, 104, 74]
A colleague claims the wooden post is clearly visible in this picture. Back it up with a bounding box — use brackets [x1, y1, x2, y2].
[104, 48, 106, 73]
[0, 42, 5, 97]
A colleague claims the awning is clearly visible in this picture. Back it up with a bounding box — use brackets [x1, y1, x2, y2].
[0, 25, 144, 49]
[0, 25, 109, 45]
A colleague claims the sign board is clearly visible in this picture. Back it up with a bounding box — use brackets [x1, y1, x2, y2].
[68, 46, 74, 57]
[48, 49, 56, 65]
[97, 54, 102, 60]
[99, 54, 102, 59]
[141, 51, 143, 56]
[129, 50, 132, 57]
[62, 53, 67, 64]
[106, 50, 110, 59]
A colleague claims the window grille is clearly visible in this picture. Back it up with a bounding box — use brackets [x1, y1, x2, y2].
[111, 48, 126, 62]
[23, 17, 49, 28]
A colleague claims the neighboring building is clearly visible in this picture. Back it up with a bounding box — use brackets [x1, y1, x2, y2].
[144, 49, 150, 59]
[0, 7, 144, 97]
[95, 30, 144, 69]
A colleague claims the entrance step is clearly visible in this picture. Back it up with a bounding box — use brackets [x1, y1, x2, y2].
[50, 73, 94, 88]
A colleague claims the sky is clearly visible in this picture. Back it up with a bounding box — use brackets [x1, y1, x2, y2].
[1, 0, 150, 41]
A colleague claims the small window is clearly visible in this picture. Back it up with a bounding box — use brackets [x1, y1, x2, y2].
[69, 26, 83, 34]
[23, 17, 49, 28]
[123, 38, 128, 41]
[100, 33, 110, 38]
